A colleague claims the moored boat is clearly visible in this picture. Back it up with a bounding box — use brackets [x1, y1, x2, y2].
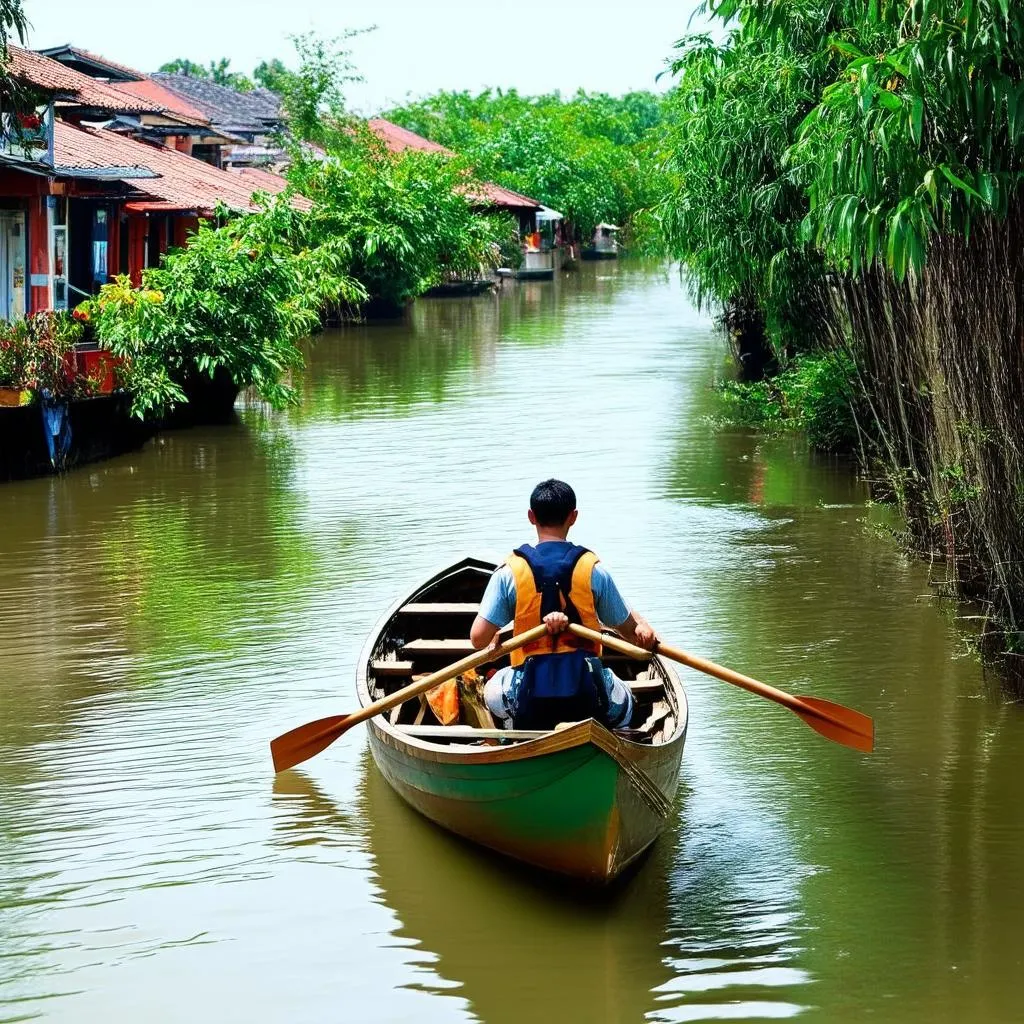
[356, 556, 688, 884]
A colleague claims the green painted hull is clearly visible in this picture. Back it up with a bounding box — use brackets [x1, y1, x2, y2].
[368, 722, 682, 883]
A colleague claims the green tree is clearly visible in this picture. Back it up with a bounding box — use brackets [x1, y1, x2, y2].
[0, 0, 29, 105]
[289, 130, 512, 311]
[85, 196, 362, 417]
[386, 89, 670, 237]
[157, 57, 253, 91]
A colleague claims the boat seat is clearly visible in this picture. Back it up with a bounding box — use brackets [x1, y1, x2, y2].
[400, 637, 642, 660]
[395, 725, 550, 740]
[627, 679, 664, 695]
[398, 603, 480, 614]
[370, 660, 415, 676]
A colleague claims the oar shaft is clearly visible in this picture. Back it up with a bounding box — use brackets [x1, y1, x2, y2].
[349, 622, 550, 730]
[568, 624, 851, 735]
[654, 641, 847, 728]
[569, 623, 652, 661]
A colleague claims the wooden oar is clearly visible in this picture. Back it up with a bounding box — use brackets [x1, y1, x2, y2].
[569, 623, 874, 753]
[271, 623, 550, 773]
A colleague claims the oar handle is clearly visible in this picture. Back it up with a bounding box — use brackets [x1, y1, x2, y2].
[349, 622, 550, 731]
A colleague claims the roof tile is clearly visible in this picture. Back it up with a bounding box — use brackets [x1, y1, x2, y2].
[53, 121, 306, 214]
[11, 46, 158, 113]
[151, 74, 283, 134]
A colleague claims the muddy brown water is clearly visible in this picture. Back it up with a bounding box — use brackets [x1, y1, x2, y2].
[2, 262, 1022, 1023]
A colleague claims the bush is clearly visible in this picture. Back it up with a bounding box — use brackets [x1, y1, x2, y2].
[0, 311, 91, 398]
[717, 350, 860, 452]
[84, 196, 361, 418]
[290, 132, 511, 311]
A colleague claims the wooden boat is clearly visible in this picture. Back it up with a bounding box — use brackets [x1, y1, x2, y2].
[356, 556, 688, 884]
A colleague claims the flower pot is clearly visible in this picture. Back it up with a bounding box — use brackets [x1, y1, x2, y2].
[0, 387, 33, 407]
[74, 348, 121, 395]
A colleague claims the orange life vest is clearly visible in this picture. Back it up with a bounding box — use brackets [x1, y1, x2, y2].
[507, 544, 604, 667]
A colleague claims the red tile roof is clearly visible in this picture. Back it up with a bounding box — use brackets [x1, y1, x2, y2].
[42, 44, 147, 81]
[108, 80, 211, 125]
[9, 46, 158, 113]
[467, 180, 543, 211]
[367, 117, 540, 212]
[53, 121, 307, 214]
[233, 166, 294, 190]
[368, 118, 454, 156]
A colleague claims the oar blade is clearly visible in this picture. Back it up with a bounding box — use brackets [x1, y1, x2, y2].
[794, 696, 874, 753]
[271, 714, 353, 774]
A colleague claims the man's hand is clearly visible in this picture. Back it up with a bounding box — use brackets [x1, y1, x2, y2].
[633, 619, 659, 651]
[543, 611, 570, 635]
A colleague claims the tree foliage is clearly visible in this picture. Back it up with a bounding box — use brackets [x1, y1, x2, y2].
[157, 57, 254, 91]
[656, 0, 1024, 329]
[386, 89, 670, 235]
[289, 130, 512, 310]
[85, 197, 362, 417]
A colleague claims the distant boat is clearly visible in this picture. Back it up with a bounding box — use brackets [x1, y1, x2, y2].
[582, 222, 620, 260]
[356, 556, 689, 883]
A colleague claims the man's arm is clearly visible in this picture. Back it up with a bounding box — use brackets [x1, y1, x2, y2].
[470, 614, 501, 650]
[593, 564, 659, 651]
[613, 610, 658, 651]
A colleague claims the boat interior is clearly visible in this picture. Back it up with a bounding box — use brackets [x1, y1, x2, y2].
[365, 560, 681, 748]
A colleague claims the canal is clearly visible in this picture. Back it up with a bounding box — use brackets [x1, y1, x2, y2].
[2, 262, 1023, 1022]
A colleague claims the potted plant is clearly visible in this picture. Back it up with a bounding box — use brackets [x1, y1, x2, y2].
[0, 320, 31, 407]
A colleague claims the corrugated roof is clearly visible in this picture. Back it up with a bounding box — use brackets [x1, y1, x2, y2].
[368, 118, 541, 212]
[10, 46, 158, 113]
[53, 121, 308, 214]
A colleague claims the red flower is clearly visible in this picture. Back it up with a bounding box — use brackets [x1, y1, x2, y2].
[17, 113, 41, 130]
[73, 308, 90, 322]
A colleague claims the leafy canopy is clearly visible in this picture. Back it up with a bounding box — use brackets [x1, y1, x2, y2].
[386, 88, 671, 235]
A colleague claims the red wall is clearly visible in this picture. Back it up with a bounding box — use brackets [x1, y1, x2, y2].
[173, 216, 199, 248]
[28, 196, 49, 313]
[127, 215, 146, 286]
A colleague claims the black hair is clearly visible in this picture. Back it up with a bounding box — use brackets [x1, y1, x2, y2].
[530, 479, 577, 526]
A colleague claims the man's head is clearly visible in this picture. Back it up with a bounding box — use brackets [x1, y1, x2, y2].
[528, 479, 578, 535]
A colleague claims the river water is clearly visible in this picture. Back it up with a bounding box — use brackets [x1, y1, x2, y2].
[2, 262, 1023, 1023]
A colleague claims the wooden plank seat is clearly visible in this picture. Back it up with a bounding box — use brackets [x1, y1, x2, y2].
[394, 724, 657, 742]
[400, 636, 646, 660]
[398, 603, 480, 614]
[370, 660, 415, 676]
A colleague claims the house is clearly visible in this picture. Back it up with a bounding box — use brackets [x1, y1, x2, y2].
[0, 45, 298, 319]
[39, 46, 254, 166]
[151, 75, 286, 169]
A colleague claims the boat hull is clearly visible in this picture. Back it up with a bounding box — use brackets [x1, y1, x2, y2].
[367, 717, 684, 883]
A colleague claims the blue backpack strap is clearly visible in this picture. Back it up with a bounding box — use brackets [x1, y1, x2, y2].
[513, 543, 591, 618]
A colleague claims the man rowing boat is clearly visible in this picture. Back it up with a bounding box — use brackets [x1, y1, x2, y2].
[469, 479, 659, 730]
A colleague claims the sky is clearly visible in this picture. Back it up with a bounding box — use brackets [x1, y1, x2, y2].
[25, 0, 705, 114]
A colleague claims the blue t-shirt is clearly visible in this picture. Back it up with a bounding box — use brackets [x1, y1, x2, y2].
[478, 544, 631, 628]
